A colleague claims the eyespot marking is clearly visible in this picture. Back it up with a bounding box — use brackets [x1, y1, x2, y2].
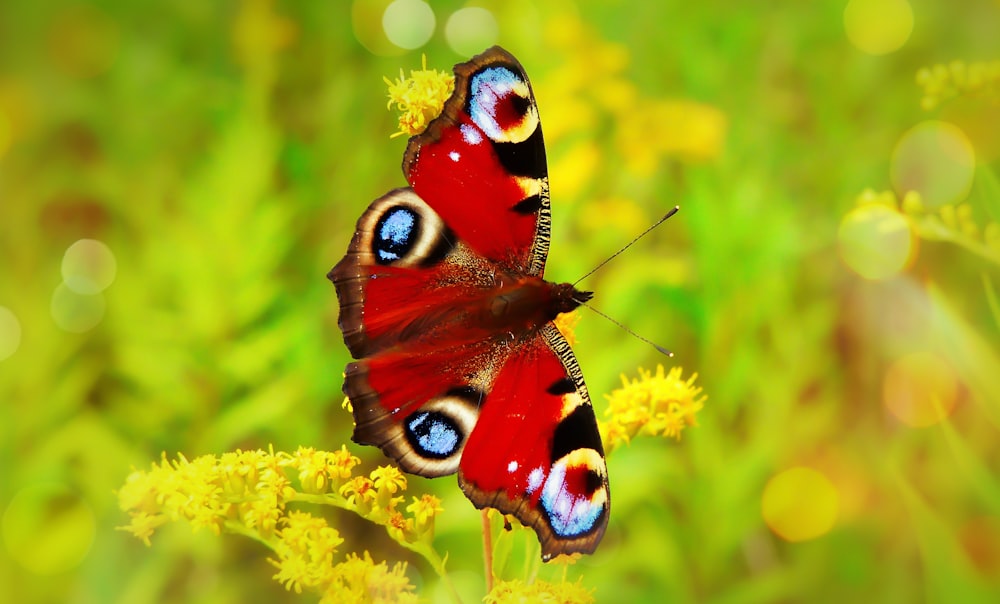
[468, 65, 538, 144]
[405, 410, 462, 459]
[539, 449, 608, 538]
[373, 206, 419, 264]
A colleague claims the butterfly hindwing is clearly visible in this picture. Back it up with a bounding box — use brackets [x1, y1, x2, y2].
[458, 324, 609, 560]
[330, 188, 509, 476]
[331, 46, 610, 559]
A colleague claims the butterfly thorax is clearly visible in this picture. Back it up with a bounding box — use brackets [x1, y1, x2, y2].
[484, 274, 592, 335]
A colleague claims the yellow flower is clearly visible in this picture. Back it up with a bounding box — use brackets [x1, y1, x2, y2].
[385, 510, 415, 544]
[537, 11, 726, 191]
[370, 465, 407, 514]
[119, 446, 447, 601]
[553, 311, 581, 346]
[339, 476, 376, 513]
[406, 494, 443, 526]
[916, 60, 1000, 110]
[117, 510, 167, 547]
[384, 56, 454, 138]
[485, 577, 595, 604]
[286, 446, 331, 494]
[370, 465, 407, 494]
[870, 188, 1000, 266]
[321, 552, 418, 604]
[270, 511, 345, 594]
[329, 444, 361, 481]
[601, 365, 706, 453]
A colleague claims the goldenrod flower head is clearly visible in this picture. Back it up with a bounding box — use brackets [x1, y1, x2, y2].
[601, 365, 706, 452]
[340, 475, 376, 512]
[860, 188, 1000, 266]
[321, 552, 418, 604]
[916, 60, 1000, 110]
[406, 494, 443, 526]
[270, 515, 418, 602]
[386, 510, 416, 544]
[370, 464, 407, 514]
[330, 444, 362, 480]
[553, 310, 581, 346]
[270, 511, 345, 594]
[384, 56, 454, 138]
[485, 577, 595, 604]
[119, 446, 447, 601]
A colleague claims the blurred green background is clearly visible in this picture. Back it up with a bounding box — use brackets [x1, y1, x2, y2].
[2, 0, 999, 602]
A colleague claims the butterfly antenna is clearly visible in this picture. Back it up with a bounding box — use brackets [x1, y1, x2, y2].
[572, 206, 680, 286]
[574, 299, 674, 357]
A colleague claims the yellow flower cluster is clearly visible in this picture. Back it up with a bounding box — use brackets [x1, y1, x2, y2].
[538, 14, 726, 182]
[601, 365, 706, 452]
[384, 56, 455, 138]
[117, 446, 445, 602]
[484, 577, 594, 604]
[319, 552, 416, 604]
[860, 189, 1000, 266]
[916, 60, 1000, 110]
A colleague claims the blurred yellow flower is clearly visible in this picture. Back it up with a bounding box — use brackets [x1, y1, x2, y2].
[917, 60, 1000, 110]
[484, 577, 595, 604]
[857, 188, 1000, 266]
[232, 0, 297, 69]
[553, 310, 581, 346]
[601, 365, 706, 452]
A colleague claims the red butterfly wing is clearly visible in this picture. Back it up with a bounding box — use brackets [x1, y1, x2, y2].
[330, 47, 609, 559]
[458, 324, 609, 559]
[404, 47, 551, 276]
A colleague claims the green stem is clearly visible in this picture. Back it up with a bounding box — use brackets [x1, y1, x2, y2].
[914, 217, 1000, 266]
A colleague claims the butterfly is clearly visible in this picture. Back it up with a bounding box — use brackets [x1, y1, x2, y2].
[329, 46, 609, 560]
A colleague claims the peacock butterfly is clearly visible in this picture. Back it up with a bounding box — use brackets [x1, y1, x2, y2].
[329, 46, 609, 560]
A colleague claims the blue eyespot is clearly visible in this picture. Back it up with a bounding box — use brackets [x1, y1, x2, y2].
[373, 206, 418, 264]
[540, 462, 606, 537]
[469, 66, 527, 140]
[405, 411, 462, 459]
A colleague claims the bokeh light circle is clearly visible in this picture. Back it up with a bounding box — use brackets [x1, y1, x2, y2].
[762, 467, 839, 542]
[891, 121, 976, 209]
[352, 0, 405, 56]
[62, 238, 117, 294]
[883, 351, 959, 427]
[0, 306, 22, 361]
[51, 284, 105, 333]
[838, 204, 914, 280]
[2, 483, 96, 575]
[382, 0, 435, 50]
[843, 0, 914, 55]
[444, 8, 499, 57]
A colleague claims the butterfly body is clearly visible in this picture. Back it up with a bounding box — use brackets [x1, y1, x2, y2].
[330, 47, 609, 560]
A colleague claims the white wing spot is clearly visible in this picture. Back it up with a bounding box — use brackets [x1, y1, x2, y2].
[527, 466, 545, 494]
[460, 123, 483, 144]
